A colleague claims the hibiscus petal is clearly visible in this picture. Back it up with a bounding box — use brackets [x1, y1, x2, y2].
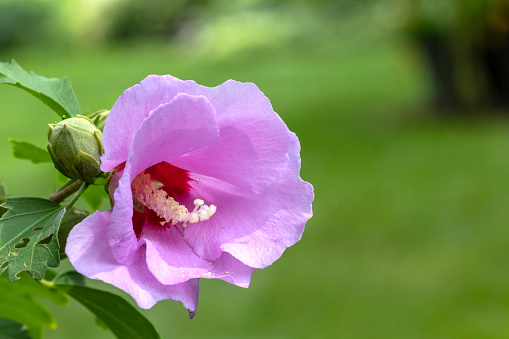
[126, 93, 219, 177]
[107, 93, 220, 265]
[66, 211, 199, 317]
[172, 79, 291, 194]
[101, 75, 185, 172]
[103, 75, 291, 193]
[141, 223, 254, 288]
[107, 170, 138, 265]
[182, 132, 314, 268]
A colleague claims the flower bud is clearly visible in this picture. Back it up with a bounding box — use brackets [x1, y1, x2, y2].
[47, 115, 104, 181]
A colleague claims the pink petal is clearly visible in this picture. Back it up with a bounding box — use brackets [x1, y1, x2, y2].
[141, 223, 254, 287]
[172, 79, 290, 194]
[107, 171, 138, 265]
[182, 132, 314, 268]
[103, 75, 290, 194]
[66, 211, 199, 317]
[126, 93, 219, 177]
[107, 93, 219, 265]
[101, 75, 186, 172]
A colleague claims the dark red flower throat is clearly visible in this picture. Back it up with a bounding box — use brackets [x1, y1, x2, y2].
[131, 161, 192, 237]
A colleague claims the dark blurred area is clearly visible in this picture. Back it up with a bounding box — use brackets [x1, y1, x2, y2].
[0, 0, 56, 50]
[402, 0, 509, 111]
[104, 0, 210, 41]
[3, 0, 509, 113]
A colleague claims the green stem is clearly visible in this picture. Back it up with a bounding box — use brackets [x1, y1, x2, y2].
[49, 180, 82, 203]
[65, 181, 89, 210]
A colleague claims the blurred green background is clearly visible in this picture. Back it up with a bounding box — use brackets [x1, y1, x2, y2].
[2, 0, 509, 338]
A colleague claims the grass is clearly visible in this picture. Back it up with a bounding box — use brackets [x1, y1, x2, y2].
[2, 37, 509, 338]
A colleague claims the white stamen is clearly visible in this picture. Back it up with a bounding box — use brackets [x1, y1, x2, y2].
[189, 212, 200, 223]
[131, 172, 217, 227]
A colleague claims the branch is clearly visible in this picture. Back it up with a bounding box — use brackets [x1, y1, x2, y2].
[49, 180, 83, 203]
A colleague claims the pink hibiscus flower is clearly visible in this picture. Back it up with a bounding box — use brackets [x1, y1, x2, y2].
[66, 75, 314, 318]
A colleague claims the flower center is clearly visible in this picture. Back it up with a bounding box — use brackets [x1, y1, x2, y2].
[131, 169, 216, 227]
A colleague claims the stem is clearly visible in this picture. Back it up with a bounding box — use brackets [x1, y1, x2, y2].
[65, 181, 89, 210]
[49, 180, 82, 203]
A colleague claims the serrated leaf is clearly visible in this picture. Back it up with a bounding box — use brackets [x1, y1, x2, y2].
[8, 139, 51, 164]
[55, 284, 160, 339]
[0, 60, 80, 119]
[0, 273, 63, 339]
[0, 318, 31, 339]
[0, 197, 65, 281]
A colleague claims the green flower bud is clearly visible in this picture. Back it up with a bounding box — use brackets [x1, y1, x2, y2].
[47, 115, 104, 181]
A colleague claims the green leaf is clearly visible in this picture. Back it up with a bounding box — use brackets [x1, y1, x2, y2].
[1, 272, 67, 306]
[42, 268, 57, 281]
[52, 270, 85, 286]
[8, 139, 51, 164]
[0, 294, 48, 339]
[0, 272, 66, 338]
[0, 197, 65, 282]
[0, 60, 80, 119]
[55, 284, 160, 339]
[94, 316, 109, 331]
[0, 318, 31, 339]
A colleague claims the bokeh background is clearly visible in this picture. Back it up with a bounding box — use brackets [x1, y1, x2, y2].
[2, 0, 509, 338]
